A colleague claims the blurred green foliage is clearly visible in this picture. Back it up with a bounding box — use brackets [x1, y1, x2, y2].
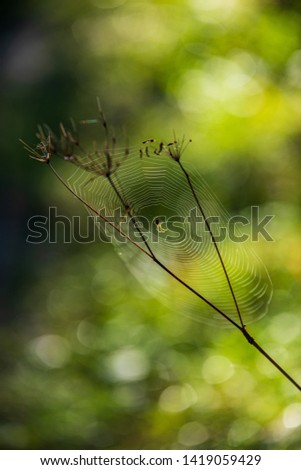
[1, 0, 301, 450]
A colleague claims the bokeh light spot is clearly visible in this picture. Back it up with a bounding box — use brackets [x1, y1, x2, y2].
[159, 384, 197, 413]
[228, 418, 261, 446]
[106, 347, 150, 382]
[178, 421, 209, 447]
[283, 403, 301, 429]
[30, 334, 71, 368]
[268, 312, 301, 344]
[202, 355, 234, 384]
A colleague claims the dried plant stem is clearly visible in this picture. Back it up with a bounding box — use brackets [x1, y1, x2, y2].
[247, 336, 301, 392]
[23, 122, 300, 392]
[48, 161, 301, 393]
[177, 160, 244, 329]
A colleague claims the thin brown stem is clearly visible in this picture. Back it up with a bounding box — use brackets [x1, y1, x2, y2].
[242, 329, 301, 391]
[177, 160, 244, 329]
[107, 174, 156, 258]
[47, 158, 301, 393]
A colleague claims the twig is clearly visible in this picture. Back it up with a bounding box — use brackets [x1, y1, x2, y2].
[21, 120, 301, 393]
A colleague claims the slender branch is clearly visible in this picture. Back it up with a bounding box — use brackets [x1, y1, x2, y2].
[107, 174, 156, 259]
[174, 160, 301, 391]
[23, 124, 300, 393]
[244, 330, 301, 392]
[177, 160, 244, 329]
[49, 160, 301, 393]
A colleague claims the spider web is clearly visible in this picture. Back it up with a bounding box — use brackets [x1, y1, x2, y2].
[65, 142, 272, 327]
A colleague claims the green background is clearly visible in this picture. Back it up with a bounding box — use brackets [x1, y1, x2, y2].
[1, 0, 301, 450]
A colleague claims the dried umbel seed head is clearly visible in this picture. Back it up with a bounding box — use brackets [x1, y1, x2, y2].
[21, 105, 301, 392]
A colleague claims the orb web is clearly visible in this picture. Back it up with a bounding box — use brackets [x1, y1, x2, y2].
[65, 142, 272, 327]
